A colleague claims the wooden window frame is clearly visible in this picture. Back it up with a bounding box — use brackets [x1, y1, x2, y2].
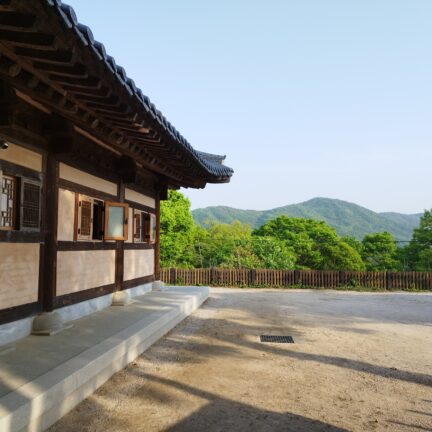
[76, 194, 93, 241]
[104, 201, 129, 241]
[0, 171, 18, 231]
[150, 213, 157, 244]
[20, 177, 42, 232]
[138, 211, 156, 244]
[133, 209, 142, 242]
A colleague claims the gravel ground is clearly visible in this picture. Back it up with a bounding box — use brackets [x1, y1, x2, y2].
[49, 288, 432, 432]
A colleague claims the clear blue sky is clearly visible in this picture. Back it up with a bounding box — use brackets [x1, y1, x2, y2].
[67, 0, 432, 214]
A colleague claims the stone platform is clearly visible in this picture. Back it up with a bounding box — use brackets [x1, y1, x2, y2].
[0, 286, 208, 432]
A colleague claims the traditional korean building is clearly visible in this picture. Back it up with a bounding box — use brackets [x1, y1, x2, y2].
[0, 1, 233, 338]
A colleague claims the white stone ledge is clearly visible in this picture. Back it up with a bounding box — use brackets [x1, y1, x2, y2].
[0, 283, 154, 347]
[0, 286, 208, 432]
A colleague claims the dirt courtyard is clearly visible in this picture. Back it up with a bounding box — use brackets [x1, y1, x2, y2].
[50, 288, 432, 432]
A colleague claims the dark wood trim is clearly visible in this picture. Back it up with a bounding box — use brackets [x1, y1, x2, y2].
[42, 154, 58, 312]
[154, 192, 161, 280]
[114, 179, 125, 290]
[0, 159, 43, 181]
[53, 283, 116, 309]
[122, 274, 155, 290]
[124, 199, 156, 214]
[58, 178, 117, 202]
[37, 153, 47, 308]
[38, 243, 45, 304]
[0, 302, 42, 325]
[0, 125, 48, 155]
[57, 241, 117, 251]
[73, 190, 78, 241]
[0, 230, 43, 242]
[124, 242, 154, 250]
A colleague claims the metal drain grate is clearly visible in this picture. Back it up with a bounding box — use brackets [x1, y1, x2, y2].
[260, 335, 294, 343]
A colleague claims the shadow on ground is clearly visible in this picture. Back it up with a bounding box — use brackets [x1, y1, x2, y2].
[143, 373, 349, 432]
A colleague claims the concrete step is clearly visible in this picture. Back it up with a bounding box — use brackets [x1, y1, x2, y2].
[0, 286, 209, 432]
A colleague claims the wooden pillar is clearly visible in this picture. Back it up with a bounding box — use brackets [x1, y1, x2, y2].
[154, 191, 161, 280]
[116, 179, 125, 290]
[41, 153, 58, 311]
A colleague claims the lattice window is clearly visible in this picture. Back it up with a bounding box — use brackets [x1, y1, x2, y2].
[77, 195, 93, 240]
[20, 180, 41, 230]
[75, 196, 130, 242]
[81, 201, 92, 236]
[134, 211, 142, 241]
[143, 212, 151, 242]
[0, 174, 17, 229]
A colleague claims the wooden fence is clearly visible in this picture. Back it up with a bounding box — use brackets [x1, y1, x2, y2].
[160, 268, 432, 290]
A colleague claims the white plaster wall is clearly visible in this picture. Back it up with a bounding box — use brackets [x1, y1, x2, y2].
[125, 188, 155, 209]
[57, 188, 75, 241]
[0, 143, 42, 171]
[56, 250, 115, 296]
[59, 163, 117, 196]
[0, 244, 39, 309]
[123, 249, 154, 281]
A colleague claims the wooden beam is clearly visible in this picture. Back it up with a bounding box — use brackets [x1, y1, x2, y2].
[41, 153, 58, 312]
[116, 179, 125, 291]
[154, 190, 161, 280]
[116, 155, 136, 184]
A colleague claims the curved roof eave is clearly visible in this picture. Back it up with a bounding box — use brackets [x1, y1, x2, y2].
[46, 0, 234, 183]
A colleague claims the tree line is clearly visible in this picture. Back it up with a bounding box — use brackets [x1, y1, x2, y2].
[160, 191, 432, 271]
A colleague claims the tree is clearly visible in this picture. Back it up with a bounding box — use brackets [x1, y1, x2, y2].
[404, 210, 432, 270]
[251, 237, 296, 269]
[160, 190, 196, 267]
[194, 221, 254, 268]
[253, 216, 365, 270]
[342, 236, 363, 255]
[361, 232, 399, 270]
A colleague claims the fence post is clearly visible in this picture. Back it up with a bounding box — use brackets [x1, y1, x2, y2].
[294, 270, 300, 285]
[210, 267, 218, 286]
[339, 270, 346, 287]
[170, 268, 177, 285]
[249, 269, 257, 286]
[386, 271, 392, 291]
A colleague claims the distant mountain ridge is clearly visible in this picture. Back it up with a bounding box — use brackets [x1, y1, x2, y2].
[192, 197, 422, 241]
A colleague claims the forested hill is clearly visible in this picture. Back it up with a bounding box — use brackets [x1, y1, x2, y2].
[192, 198, 422, 241]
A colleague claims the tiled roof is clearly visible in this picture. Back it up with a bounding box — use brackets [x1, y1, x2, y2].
[48, 0, 234, 182]
[0, 0, 233, 187]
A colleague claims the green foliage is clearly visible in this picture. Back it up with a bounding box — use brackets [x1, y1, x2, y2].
[403, 210, 432, 270]
[194, 221, 256, 268]
[250, 237, 296, 269]
[253, 216, 365, 270]
[192, 197, 421, 241]
[342, 236, 363, 255]
[160, 190, 196, 268]
[160, 192, 432, 272]
[361, 232, 399, 270]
